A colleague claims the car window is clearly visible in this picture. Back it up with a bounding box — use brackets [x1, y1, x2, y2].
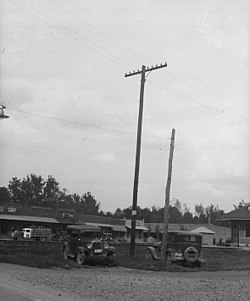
[180, 235, 200, 242]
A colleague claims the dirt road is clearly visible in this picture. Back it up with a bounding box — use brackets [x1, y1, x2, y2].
[0, 263, 249, 300]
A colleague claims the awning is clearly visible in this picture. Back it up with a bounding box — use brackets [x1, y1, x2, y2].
[85, 222, 112, 228]
[0, 214, 59, 224]
[67, 224, 101, 232]
[126, 225, 150, 231]
[111, 225, 127, 232]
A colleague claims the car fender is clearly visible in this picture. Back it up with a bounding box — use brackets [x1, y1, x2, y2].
[146, 246, 159, 260]
[107, 246, 115, 253]
[75, 246, 89, 257]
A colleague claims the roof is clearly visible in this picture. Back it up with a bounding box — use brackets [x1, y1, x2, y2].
[170, 230, 202, 237]
[111, 225, 127, 232]
[191, 226, 215, 235]
[74, 214, 112, 224]
[219, 204, 250, 221]
[0, 214, 59, 224]
[67, 224, 101, 231]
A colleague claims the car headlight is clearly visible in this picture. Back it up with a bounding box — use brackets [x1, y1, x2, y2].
[87, 243, 93, 249]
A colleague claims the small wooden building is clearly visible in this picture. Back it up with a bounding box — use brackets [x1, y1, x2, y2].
[219, 203, 250, 246]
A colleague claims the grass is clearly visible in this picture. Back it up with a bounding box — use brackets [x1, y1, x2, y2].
[0, 241, 249, 271]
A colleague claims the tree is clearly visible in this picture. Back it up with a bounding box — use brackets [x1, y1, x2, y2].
[43, 175, 61, 207]
[182, 211, 193, 223]
[113, 208, 125, 219]
[233, 199, 247, 210]
[8, 177, 23, 203]
[205, 204, 224, 225]
[0, 187, 11, 204]
[169, 206, 182, 223]
[80, 192, 100, 215]
[21, 174, 45, 206]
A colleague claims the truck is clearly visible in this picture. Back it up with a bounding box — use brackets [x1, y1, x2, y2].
[22, 226, 51, 241]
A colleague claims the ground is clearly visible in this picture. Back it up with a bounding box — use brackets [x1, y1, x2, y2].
[0, 263, 250, 300]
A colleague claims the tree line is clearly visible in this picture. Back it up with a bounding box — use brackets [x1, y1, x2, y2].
[0, 173, 233, 224]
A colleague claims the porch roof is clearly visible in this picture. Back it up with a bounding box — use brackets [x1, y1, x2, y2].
[126, 225, 150, 231]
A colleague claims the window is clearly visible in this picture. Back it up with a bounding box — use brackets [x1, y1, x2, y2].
[180, 235, 200, 242]
[246, 224, 250, 237]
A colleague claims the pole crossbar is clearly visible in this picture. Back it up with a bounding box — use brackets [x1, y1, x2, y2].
[125, 62, 167, 77]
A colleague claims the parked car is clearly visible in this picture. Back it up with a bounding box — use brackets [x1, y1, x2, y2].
[63, 224, 115, 266]
[146, 231, 205, 267]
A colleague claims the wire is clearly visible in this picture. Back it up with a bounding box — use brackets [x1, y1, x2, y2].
[8, 108, 170, 140]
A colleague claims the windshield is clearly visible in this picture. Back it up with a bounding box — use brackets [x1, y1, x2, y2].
[79, 232, 100, 239]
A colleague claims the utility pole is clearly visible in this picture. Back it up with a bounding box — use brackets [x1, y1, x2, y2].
[161, 128, 175, 261]
[125, 62, 167, 256]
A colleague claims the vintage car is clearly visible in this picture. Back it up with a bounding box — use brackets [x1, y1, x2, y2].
[146, 230, 205, 267]
[63, 224, 115, 265]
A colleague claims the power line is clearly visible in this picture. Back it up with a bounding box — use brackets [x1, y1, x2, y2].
[9, 108, 170, 140]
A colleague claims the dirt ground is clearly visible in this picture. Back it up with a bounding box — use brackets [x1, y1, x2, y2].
[0, 263, 250, 301]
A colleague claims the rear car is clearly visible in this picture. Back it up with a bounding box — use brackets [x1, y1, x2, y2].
[63, 224, 115, 266]
[146, 230, 205, 267]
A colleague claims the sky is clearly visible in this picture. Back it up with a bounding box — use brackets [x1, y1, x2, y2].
[0, 0, 249, 214]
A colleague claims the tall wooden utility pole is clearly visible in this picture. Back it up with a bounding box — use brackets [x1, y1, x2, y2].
[125, 63, 167, 256]
[161, 128, 176, 261]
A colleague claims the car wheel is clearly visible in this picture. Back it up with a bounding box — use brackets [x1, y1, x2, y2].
[63, 247, 68, 260]
[76, 250, 86, 265]
[145, 249, 153, 260]
[183, 247, 199, 263]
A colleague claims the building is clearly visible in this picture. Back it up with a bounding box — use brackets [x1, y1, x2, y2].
[0, 207, 150, 243]
[0, 214, 60, 236]
[219, 203, 250, 246]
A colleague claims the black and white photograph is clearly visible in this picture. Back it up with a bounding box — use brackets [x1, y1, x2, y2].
[0, 1, 249, 300]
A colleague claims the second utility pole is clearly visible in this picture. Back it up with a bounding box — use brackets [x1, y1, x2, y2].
[125, 63, 167, 256]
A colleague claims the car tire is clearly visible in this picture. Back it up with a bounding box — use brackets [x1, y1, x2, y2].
[76, 250, 86, 265]
[183, 247, 199, 263]
[145, 249, 154, 260]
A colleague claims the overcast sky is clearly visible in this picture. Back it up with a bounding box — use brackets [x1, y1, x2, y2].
[0, 0, 249, 213]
